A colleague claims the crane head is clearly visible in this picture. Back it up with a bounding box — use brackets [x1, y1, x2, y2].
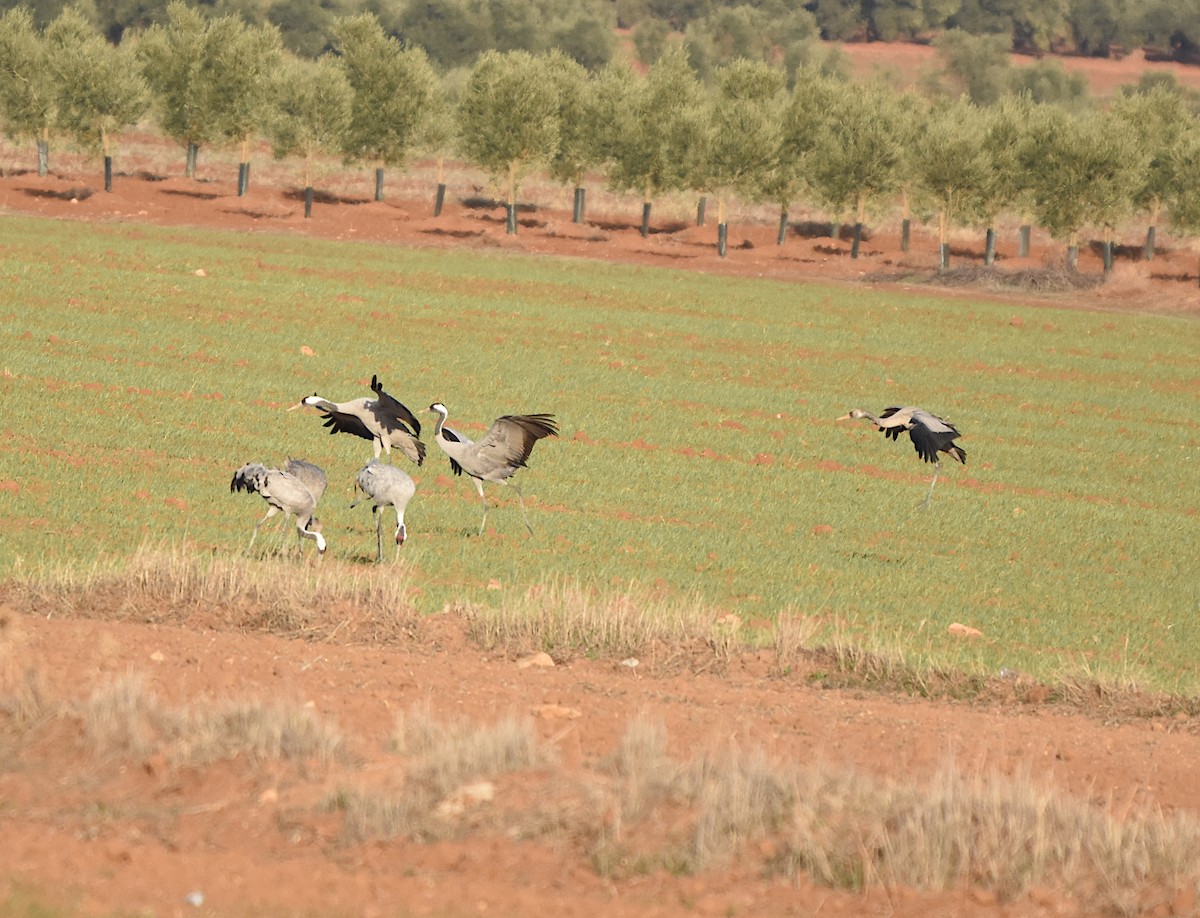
[396, 522, 408, 546]
[837, 410, 869, 421]
[288, 394, 324, 412]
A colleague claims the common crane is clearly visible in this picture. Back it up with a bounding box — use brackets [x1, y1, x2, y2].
[350, 459, 417, 562]
[291, 375, 425, 465]
[428, 402, 557, 535]
[838, 406, 966, 507]
[230, 461, 326, 555]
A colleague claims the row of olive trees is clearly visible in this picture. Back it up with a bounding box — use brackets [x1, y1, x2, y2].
[6, 5, 1200, 272]
[455, 44, 1200, 270]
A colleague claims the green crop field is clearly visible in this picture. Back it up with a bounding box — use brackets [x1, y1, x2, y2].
[2, 214, 1198, 691]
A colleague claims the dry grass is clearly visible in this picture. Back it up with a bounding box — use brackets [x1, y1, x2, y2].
[4, 542, 420, 643]
[392, 703, 547, 796]
[334, 703, 548, 842]
[457, 577, 766, 667]
[325, 707, 1200, 913]
[13, 672, 349, 766]
[779, 761, 1200, 913]
[4, 668, 1198, 914]
[592, 726, 1200, 914]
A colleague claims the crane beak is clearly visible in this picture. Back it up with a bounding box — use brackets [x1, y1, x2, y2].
[286, 402, 304, 412]
[836, 413, 853, 421]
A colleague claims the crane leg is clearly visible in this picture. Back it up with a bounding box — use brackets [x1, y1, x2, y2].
[510, 482, 535, 536]
[247, 507, 279, 554]
[277, 513, 294, 554]
[375, 508, 384, 563]
[920, 464, 941, 509]
[475, 479, 490, 536]
[393, 508, 403, 562]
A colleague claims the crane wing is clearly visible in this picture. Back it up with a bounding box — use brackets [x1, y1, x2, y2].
[284, 458, 327, 503]
[909, 409, 957, 435]
[906, 424, 943, 464]
[370, 375, 422, 437]
[907, 415, 964, 465]
[476, 414, 559, 470]
[319, 409, 375, 442]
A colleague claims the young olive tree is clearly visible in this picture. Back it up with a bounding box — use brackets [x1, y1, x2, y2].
[137, 1, 258, 179]
[333, 13, 438, 203]
[417, 67, 465, 217]
[458, 50, 559, 235]
[1160, 119, 1200, 286]
[603, 43, 707, 238]
[700, 58, 786, 257]
[1018, 106, 1148, 271]
[981, 93, 1035, 261]
[0, 7, 56, 175]
[45, 7, 148, 191]
[760, 66, 840, 247]
[1108, 83, 1194, 261]
[809, 82, 906, 258]
[543, 49, 601, 224]
[912, 97, 993, 271]
[267, 54, 352, 219]
[209, 19, 284, 196]
[889, 89, 928, 254]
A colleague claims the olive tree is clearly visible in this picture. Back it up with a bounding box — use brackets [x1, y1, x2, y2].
[543, 50, 602, 223]
[1018, 106, 1148, 271]
[209, 18, 284, 196]
[978, 93, 1034, 263]
[809, 82, 906, 258]
[1109, 83, 1194, 260]
[333, 13, 438, 202]
[760, 66, 840, 246]
[418, 67, 465, 217]
[699, 59, 786, 256]
[267, 54, 352, 219]
[458, 49, 559, 234]
[603, 43, 707, 237]
[45, 7, 148, 191]
[0, 7, 56, 175]
[1160, 119, 1200, 286]
[911, 97, 993, 271]
[136, 1, 228, 178]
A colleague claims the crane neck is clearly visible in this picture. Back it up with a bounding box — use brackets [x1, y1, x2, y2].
[430, 406, 448, 437]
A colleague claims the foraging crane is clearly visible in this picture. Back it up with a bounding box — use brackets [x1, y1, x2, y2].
[837, 406, 966, 507]
[428, 402, 558, 535]
[230, 461, 326, 555]
[290, 375, 425, 465]
[249, 457, 328, 550]
[350, 459, 416, 562]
